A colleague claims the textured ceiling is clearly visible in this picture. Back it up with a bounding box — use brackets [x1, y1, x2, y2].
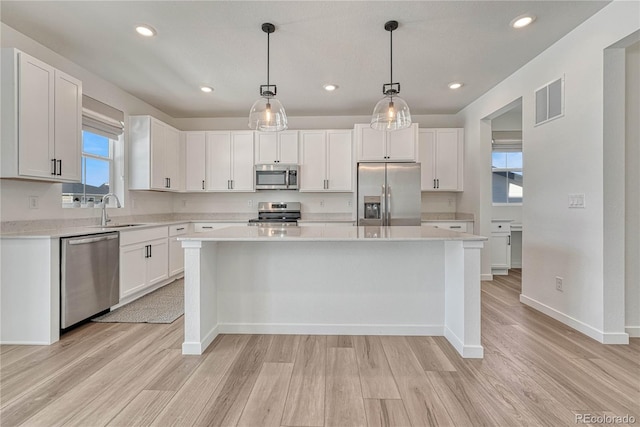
[1, 1, 610, 118]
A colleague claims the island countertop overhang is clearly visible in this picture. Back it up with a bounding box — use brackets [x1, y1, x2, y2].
[179, 225, 488, 243]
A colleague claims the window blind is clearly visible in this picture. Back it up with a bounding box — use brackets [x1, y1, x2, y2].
[491, 131, 522, 152]
[82, 95, 124, 139]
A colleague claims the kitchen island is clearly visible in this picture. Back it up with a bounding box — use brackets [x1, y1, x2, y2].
[180, 225, 487, 358]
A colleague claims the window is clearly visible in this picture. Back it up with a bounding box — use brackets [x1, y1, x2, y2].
[62, 95, 124, 207]
[492, 151, 523, 204]
[62, 131, 113, 206]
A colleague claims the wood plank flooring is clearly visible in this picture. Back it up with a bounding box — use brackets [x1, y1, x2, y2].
[1, 269, 638, 426]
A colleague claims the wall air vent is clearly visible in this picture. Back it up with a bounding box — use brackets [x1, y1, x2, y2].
[535, 76, 564, 126]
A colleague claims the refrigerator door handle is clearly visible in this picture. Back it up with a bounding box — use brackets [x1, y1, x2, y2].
[381, 184, 387, 226]
[387, 185, 392, 225]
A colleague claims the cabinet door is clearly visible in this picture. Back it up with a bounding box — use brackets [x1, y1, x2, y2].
[18, 52, 55, 179]
[386, 125, 417, 161]
[434, 129, 460, 191]
[491, 234, 511, 269]
[418, 129, 436, 190]
[53, 70, 82, 182]
[278, 131, 299, 164]
[299, 131, 327, 191]
[120, 243, 148, 299]
[327, 130, 352, 191]
[206, 131, 231, 191]
[230, 131, 254, 191]
[357, 125, 386, 161]
[169, 236, 184, 276]
[184, 131, 206, 191]
[255, 132, 278, 164]
[150, 119, 167, 190]
[164, 125, 181, 191]
[146, 238, 169, 286]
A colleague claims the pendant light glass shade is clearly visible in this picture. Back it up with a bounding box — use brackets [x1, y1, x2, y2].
[371, 94, 411, 131]
[249, 96, 288, 132]
[249, 23, 288, 132]
[371, 20, 412, 131]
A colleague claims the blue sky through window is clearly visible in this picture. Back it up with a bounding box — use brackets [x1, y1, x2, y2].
[82, 131, 110, 187]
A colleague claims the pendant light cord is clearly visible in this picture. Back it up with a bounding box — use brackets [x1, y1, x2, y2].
[389, 28, 393, 86]
[266, 30, 270, 89]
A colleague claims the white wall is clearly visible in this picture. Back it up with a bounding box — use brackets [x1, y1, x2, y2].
[0, 23, 175, 222]
[625, 41, 640, 336]
[457, 1, 639, 341]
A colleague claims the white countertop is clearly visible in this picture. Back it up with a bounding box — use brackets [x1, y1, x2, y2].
[180, 225, 487, 242]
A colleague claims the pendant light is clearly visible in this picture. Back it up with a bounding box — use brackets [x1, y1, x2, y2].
[249, 23, 288, 132]
[371, 20, 412, 131]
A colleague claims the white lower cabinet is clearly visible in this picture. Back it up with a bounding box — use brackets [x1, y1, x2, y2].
[169, 223, 190, 277]
[119, 227, 169, 299]
[491, 220, 512, 275]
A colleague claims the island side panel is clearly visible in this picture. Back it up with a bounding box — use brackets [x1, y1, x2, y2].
[182, 240, 218, 355]
[444, 240, 484, 358]
[0, 237, 59, 345]
[214, 240, 446, 336]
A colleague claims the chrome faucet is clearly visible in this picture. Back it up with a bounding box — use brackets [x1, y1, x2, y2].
[101, 193, 122, 226]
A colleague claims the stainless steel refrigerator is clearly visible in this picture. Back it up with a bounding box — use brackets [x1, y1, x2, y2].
[357, 162, 421, 226]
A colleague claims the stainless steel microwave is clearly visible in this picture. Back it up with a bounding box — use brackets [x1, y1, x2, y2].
[255, 164, 299, 190]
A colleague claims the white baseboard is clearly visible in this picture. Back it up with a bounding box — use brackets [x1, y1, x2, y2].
[626, 326, 640, 338]
[218, 323, 444, 336]
[481, 274, 494, 281]
[0, 340, 51, 345]
[182, 324, 219, 355]
[520, 295, 629, 344]
[444, 327, 484, 358]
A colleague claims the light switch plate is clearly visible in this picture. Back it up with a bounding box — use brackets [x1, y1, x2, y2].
[568, 193, 585, 208]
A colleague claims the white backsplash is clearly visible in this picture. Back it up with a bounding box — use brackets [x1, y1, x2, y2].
[421, 192, 458, 213]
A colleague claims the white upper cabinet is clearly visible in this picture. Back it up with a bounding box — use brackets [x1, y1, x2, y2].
[255, 130, 298, 164]
[206, 131, 254, 192]
[419, 128, 464, 191]
[355, 124, 417, 162]
[184, 131, 206, 191]
[1, 49, 81, 182]
[299, 130, 352, 192]
[129, 115, 182, 191]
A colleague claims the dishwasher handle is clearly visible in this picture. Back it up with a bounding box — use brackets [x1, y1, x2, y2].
[67, 234, 118, 245]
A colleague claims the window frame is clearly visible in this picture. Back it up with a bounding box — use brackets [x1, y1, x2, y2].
[492, 150, 523, 206]
[62, 130, 115, 208]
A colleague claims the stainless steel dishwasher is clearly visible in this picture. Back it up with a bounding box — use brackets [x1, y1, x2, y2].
[61, 232, 120, 329]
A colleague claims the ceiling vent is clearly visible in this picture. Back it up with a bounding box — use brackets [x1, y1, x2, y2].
[535, 76, 564, 126]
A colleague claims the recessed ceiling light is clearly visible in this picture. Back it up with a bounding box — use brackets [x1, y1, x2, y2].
[135, 25, 156, 37]
[323, 84, 338, 91]
[448, 82, 463, 90]
[200, 86, 213, 93]
[511, 15, 536, 29]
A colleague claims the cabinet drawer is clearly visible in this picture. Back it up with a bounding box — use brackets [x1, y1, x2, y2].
[423, 222, 468, 233]
[491, 221, 512, 233]
[119, 226, 168, 246]
[169, 223, 189, 237]
[194, 222, 240, 232]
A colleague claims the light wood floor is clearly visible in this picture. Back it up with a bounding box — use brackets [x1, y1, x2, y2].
[1, 269, 638, 426]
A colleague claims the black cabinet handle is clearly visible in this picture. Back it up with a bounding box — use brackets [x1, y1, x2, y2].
[51, 159, 57, 175]
[57, 159, 62, 176]
[433, 179, 436, 189]
[202, 180, 205, 190]
[436, 179, 439, 189]
[508, 235, 511, 245]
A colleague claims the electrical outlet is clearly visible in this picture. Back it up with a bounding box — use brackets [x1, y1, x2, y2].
[348, 199, 352, 207]
[556, 276, 564, 292]
[28, 196, 39, 209]
[248, 199, 253, 207]
[320, 200, 325, 208]
[182, 199, 187, 208]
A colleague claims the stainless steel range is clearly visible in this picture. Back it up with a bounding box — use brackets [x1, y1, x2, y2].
[248, 202, 301, 227]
